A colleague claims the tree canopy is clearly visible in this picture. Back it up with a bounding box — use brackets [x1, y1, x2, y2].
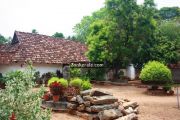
[31, 29, 38, 34]
[52, 32, 64, 38]
[74, 0, 180, 69]
[0, 34, 9, 44]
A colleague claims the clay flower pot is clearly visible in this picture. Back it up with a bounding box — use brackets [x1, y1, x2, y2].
[43, 93, 50, 101]
[53, 95, 60, 102]
[9, 112, 16, 120]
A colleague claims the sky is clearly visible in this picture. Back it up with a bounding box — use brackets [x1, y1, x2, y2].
[0, 0, 180, 38]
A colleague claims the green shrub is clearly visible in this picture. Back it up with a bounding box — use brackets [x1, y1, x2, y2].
[140, 61, 172, 85]
[69, 78, 83, 88]
[0, 65, 51, 120]
[163, 84, 172, 91]
[47, 77, 59, 86]
[58, 78, 68, 88]
[81, 80, 92, 90]
[70, 68, 81, 78]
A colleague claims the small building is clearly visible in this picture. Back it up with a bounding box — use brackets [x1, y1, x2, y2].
[0, 31, 88, 75]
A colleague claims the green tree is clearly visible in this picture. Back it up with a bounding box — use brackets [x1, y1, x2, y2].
[158, 17, 180, 63]
[73, 8, 107, 43]
[31, 29, 38, 34]
[0, 34, 8, 44]
[52, 32, 64, 38]
[159, 7, 180, 20]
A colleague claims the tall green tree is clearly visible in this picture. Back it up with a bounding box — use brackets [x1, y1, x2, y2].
[31, 29, 38, 34]
[0, 34, 8, 44]
[159, 7, 180, 20]
[52, 32, 64, 38]
[73, 8, 107, 43]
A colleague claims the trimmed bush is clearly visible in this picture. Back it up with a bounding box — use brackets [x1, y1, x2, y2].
[58, 78, 68, 88]
[81, 80, 92, 90]
[47, 77, 59, 86]
[69, 78, 83, 88]
[140, 61, 172, 85]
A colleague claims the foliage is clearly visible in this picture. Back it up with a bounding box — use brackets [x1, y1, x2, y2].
[69, 78, 83, 88]
[87, 68, 106, 81]
[81, 80, 92, 90]
[74, 0, 179, 72]
[159, 18, 180, 63]
[48, 77, 68, 88]
[140, 61, 172, 85]
[49, 81, 63, 95]
[163, 84, 172, 91]
[41, 72, 56, 84]
[31, 29, 38, 34]
[58, 78, 68, 88]
[0, 34, 8, 44]
[56, 70, 63, 78]
[33, 71, 40, 82]
[47, 77, 60, 86]
[0, 65, 51, 120]
[73, 8, 107, 43]
[52, 32, 64, 38]
[159, 7, 180, 20]
[70, 68, 81, 78]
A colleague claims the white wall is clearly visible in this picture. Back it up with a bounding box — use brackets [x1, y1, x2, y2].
[0, 63, 62, 75]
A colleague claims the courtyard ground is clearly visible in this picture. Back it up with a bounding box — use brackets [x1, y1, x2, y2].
[51, 84, 180, 120]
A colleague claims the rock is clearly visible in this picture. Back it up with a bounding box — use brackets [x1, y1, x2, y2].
[123, 99, 130, 102]
[123, 102, 138, 109]
[134, 107, 139, 114]
[87, 102, 119, 113]
[70, 97, 77, 102]
[83, 96, 93, 101]
[76, 111, 99, 120]
[90, 95, 118, 105]
[67, 103, 78, 110]
[86, 107, 92, 112]
[119, 99, 126, 104]
[115, 113, 138, 120]
[84, 101, 91, 107]
[124, 107, 134, 115]
[118, 105, 125, 111]
[81, 89, 92, 96]
[90, 89, 112, 96]
[98, 109, 123, 120]
[76, 111, 89, 119]
[68, 110, 77, 115]
[77, 104, 85, 111]
[77, 95, 84, 104]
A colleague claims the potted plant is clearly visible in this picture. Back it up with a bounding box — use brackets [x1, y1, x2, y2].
[42, 91, 51, 101]
[49, 81, 62, 102]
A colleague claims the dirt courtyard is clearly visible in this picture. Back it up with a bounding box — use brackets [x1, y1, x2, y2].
[51, 84, 180, 120]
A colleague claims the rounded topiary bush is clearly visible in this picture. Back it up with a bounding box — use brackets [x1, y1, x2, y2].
[81, 80, 92, 90]
[69, 78, 83, 88]
[140, 61, 172, 85]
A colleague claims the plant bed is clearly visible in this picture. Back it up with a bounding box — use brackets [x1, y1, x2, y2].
[145, 88, 174, 96]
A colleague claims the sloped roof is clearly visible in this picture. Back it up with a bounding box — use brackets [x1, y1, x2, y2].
[0, 31, 88, 64]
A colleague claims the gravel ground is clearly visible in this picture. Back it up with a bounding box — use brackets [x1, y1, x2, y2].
[51, 84, 180, 120]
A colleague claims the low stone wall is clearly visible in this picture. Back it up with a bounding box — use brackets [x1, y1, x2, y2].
[67, 89, 139, 120]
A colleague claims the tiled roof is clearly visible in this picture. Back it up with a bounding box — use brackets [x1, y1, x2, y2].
[0, 31, 89, 64]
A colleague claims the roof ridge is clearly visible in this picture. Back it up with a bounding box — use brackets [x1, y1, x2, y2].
[15, 30, 85, 45]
